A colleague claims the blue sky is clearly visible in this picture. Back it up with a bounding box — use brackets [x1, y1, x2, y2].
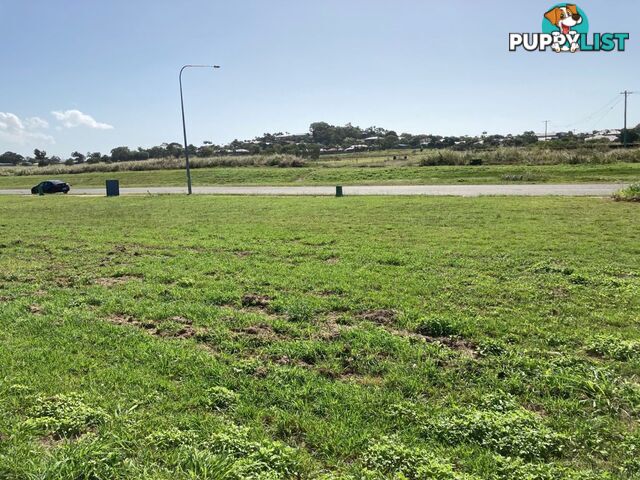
[1, 0, 638, 157]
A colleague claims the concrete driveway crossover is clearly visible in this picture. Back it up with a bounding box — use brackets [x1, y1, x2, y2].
[0, 183, 628, 197]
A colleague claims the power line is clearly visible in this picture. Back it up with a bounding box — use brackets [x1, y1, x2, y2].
[553, 95, 621, 130]
[588, 97, 623, 132]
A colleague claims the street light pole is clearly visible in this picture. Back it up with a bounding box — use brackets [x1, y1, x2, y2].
[179, 64, 220, 195]
[620, 90, 635, 148]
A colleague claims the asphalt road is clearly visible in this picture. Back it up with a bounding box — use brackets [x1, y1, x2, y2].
[0, 184, 627, 197]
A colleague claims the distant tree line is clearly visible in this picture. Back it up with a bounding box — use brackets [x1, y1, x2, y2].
[1, 122, 638, 168]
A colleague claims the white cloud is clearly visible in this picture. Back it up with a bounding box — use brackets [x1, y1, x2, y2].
[24, 116, 49, 129]
[52, 109, 113, 130]
[0, 112, 24, 131]
[0, 112, 55, 145]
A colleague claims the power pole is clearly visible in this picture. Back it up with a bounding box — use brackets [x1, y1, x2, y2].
[620, 90, 635, 147]
[543, 120, 550, 142]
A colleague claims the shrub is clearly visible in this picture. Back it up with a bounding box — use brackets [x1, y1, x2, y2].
[612, 183, 640, 202]
[23, 393, 108, 437]
[420, 151, 467, 166]
[1, 153, 305, 176]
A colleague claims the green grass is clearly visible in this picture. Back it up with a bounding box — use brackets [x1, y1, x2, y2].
[1, 162, 640, 189]
[0, 195, 639, 479]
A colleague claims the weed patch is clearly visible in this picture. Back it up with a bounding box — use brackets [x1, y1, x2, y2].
[423, 408, 564, 460]
[362, 436, 477, 479]
[415, 316, 463, 337]
[23, 394, 108, 438]
[200, 386, 240, 411]
[586, 335, 640, 361]
[612, 183, 640, 202]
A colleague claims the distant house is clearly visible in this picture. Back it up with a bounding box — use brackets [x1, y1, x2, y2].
[598, 129, 621, 136]
[274, 133, 307, 144]
[344, 145, 368, 152]
[585, 134, 618, 142]
[536, 132, 560, 142]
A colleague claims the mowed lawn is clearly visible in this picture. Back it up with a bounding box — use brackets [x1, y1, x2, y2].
[0, 162, 639, 189]
[0, 196, 638, 479]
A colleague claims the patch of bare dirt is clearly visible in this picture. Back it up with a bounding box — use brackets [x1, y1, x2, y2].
[340, 374, 384, 386]
[29, 304, 43, 314]
[384, 326, 479, 359]
[107, 314, 139, 327]
[314, 365, 384, 386]
[358, 309, 397, 326]
[525, 403, 548, 417]
[94, 276, 137, 287]
[551, 287, 569, 299]
[235, 251, 252, 258]
[274, 355, 312, 368]
[170, 316, 192, 325]
[55, 277, 73, 287]
[157, 324, 196, 339]
[316, 313, 343, 340]
[437, 337, 479, 358]
[106, 314, 198, 339]
[38, 435, 63, 450]
[233, 324, 279, 341]
[241, 294, 271, 309]
[325, 257, 339, 265]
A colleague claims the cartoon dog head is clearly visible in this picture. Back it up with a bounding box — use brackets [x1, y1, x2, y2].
[545, 4, 583, 35]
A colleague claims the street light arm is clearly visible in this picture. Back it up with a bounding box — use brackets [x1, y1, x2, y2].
[180, 64, 220, 79]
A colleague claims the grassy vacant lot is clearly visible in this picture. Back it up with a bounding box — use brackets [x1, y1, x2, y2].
[0, 196, 639, 479]
[1, 162, 640, 189]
